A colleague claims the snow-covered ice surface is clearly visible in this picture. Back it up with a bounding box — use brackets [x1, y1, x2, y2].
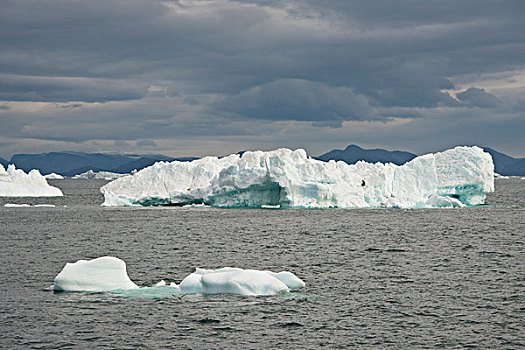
[53, 257, 305, 296]
[73, 170, 129, 180]
[44, 173, 64, 180]
[0, 164, 63, 197]
[179, 267, 305, 296]
[53, 257, 139, 292]
[101, 146, 494, 208]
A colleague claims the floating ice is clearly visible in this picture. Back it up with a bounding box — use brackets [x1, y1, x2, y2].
[179, 267, 305, 296]
[0, 164, 63, 197]
[53, 256, 139, 292]
[44, 173, 64, 180]
[73, 170, 130, 180]
[4, 203, 55, 207]
[53, 257, 304, 296]
[494, 173, 510, 179]
[101, 146, 494, 208]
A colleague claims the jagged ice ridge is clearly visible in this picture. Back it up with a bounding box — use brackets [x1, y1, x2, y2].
[0, 164, 63, 197]
[101, 146, 494, 208]
[73, 170, 130, 180]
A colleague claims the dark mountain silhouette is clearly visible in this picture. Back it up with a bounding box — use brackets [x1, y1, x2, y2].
[317, 144, 416, 165]
[481, 147, 525, 176]
[318, 144, 525, 175]
[10, 152, 134, 174]
[5, 145, 524, 176]
[8, 152, 194, 176]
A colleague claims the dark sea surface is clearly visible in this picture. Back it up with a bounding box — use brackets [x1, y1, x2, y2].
[1, 179, 524, 349]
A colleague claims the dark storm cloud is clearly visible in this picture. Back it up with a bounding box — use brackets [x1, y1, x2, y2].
[136, 139, 158, 148]
[217, 79, 378, 125]
[0, 74, 147, 102]
[114, 140, 131, 147]
[456, 88, 501, 108]
[2, 0, 522, 103]
[0, 0, 524, 155]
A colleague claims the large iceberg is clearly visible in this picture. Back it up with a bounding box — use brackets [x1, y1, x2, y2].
[101, 146, 494, 208]
[53, 257, 305, 296]
[53, 256, 139, 292]
[0, 164, 63, 197]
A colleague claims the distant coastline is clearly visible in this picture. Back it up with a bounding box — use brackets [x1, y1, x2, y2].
[1, 144, 524, 176]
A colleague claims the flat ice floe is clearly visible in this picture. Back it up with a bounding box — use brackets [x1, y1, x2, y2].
[0, 164, 63, 197]
[4, 203, 55, 207]
[101, 146, 494, 208]
[4, 203, 31, 207]
[53, 257, 305, 296]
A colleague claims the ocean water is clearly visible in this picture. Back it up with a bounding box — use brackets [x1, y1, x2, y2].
[1, 179, 524, 349]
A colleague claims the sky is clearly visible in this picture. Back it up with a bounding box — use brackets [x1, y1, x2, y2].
[1, 0, 524, 159]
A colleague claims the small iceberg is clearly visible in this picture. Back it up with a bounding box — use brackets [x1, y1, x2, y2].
[4, 203, 55, 208]
[494, 173, 510, 179]
[179, 267, 305, 296]
[73, 170, 130, 180]
[53, 256, 139, 292]
[53, 257, 305, 296]
[0, 164, 63, 197]
[44, 173, 64, 180]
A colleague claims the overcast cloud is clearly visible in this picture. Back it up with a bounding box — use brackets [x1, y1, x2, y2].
[0, 0, 524, 158]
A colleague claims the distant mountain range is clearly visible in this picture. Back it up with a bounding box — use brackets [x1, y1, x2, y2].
[481, 147, 525, 176]
[2, 152, 197, 177]
[317, 145, 525, 176]
[316, 144, 416, 165]
[1, 145, 524, 176]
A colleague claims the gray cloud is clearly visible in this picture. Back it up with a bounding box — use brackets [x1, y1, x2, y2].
[136, 139, 158, 148]
[456, 87, 501, 108]
[217, 79, 378, 126]
[0, 0, 524, 157]
[114, 140, 131, 147]
[0, 74, 147, 102]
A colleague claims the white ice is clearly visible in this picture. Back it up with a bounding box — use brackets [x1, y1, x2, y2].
[101, 146, 494, 208]
[4, 203, 55, 207]
[0, 164, 63, 197]
[73, 170, 130, 180]
[53, 257, 304, 296]
[494, 173, 510, 179]
[44, 173, 64, 180]
[178, 267, 305, 296]
[53, 256, 139, 292]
